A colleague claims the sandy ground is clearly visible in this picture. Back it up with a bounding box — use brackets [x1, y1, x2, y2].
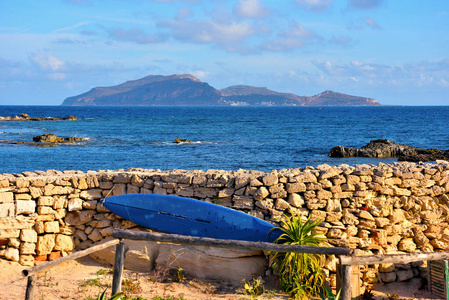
[0, 257, 288, 300]
[0, 257, 443, 300]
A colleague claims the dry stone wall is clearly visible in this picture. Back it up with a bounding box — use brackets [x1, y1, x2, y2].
[1, 161, 449, 289]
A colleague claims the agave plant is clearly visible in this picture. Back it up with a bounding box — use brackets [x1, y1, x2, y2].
[269, 215, 329, 299]
[93, 289, 123, 300]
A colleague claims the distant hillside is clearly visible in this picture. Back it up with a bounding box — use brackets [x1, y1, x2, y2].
[62, 74, 381, 106]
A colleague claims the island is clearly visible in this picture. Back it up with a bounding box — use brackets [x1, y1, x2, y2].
[61, 74, 381, 106]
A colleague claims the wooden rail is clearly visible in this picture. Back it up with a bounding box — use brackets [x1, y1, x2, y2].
[111, 229, 355, 298]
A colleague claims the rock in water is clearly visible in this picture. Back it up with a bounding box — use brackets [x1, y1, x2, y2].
[329, 139, 449, 162]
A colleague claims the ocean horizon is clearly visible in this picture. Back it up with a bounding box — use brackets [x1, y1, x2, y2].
[1, 105, 448, 174]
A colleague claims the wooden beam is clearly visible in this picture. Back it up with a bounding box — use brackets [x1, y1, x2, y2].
[340, 264, 352, 300]
[340, 250, 449, 266]
[111, 240, 126, 295]
[112, 229, 353, 256]
[24, 275, 37, 300]
[23, 239, 120, 277]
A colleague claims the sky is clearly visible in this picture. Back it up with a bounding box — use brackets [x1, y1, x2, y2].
[0, 0, 448, 106]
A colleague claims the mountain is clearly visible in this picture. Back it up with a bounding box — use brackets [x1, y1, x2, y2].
[61, 74, 381, 106]
[62, 74, 223, 106]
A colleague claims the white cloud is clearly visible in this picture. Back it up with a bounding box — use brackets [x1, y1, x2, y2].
[234, 0, 270, 19]
[30, 54, 64, 71]
[160, 19, 254, 44]
[295, 0, 333, 13]
[263, 21, 321, 51]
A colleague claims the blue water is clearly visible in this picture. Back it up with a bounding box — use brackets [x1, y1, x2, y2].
[0, 106, 448, 174]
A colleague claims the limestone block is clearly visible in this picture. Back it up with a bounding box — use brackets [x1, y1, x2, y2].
[218, 188, 234, 198]
[306, 199, 327, 210]
[44, 221, 60, 233]
[379, 263, 395, 273]
[35, 222, 45, 234]
[288, 193, 304, 208]
[5, 247, 20, 262]
[16, 200, 36, 215]
[275, 198, 290, 211]
[176, 186, 194, 197]
[153, 186, 166, 195]
[363, 269, 379, 284]
[37, 196, 54, 206]
[127, 184, 140, 194]
[0, 216, 36, 230]
[67, 198, 83, 211]
[20, 229, 38, 243]
[82, 200, 97, 210]
[285, 182, 306, 193]
[194, 187, 216, 198]
[19, 255, 35, 267]
[15, 193, 32, 200]
[0, 203, 14, 217]
[317, 190, 332, 200]
[254, 187, 269, 201]
[54, 234, 74, 252]
[75, 229, 88, 241]
[396, 269, 414, 281]
[324, 255, 338, 272]
[90, 238, 161, 272]
[37, 206, 55, 215]
[380, 272, 397, 283]
[389, 209, 405, 224]
[358, 219, 376, 230]
[255, 199, 273, 210]
[431, 239, 449, 250]
[20, 242, 36, 254]
[100, 226, 114, 237]
[44, 184, 72, 196]
[327, 228, 344, 239]
[65, 210, 96, 225]
[0, 179, 10, 188]
[96, 202, 110, 213]
[326, 199, 342, 213]
[99, 181, 114, 190]
[375, 217, 390, 228]
[233, 195, 254, 210]
[358, 210, 375, 221]
[262, 173, 278, 186]
[88, 228, 103, 242]
[85, 226, 94, 235]
[307, 182, 322, 190]
[156, 244, 267, 281]
[36, 234, 56, 256]
[80, 189, 103, 200]
[114, 173, 132, 184]
[8, 238, 20, 248]
[59, 226, 76, 235]
[235, 176, 251, 189]
[53, 196, 66, 209]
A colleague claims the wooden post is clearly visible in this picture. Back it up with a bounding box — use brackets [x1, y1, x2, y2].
[24, 275, 37, 300]
[112, 239, 126, 295]
[340, 264, 352, 300]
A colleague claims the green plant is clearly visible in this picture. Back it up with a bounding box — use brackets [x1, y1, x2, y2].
[174, 268, 185, 282]
[121, 277, 142, 296]
[318, 287, 341, 300]
[243, 277, 266, 298]
[269, 215, 329, 299]
[82, 277, 103, 288]
[387, 292, 400, 300]
[85, 289, 123, 300]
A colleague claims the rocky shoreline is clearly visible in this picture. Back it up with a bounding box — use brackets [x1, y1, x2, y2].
[0, 113, 76, 121]
[329, 139, 449, 163]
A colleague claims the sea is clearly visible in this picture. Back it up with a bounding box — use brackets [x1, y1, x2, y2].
[0, 105, 448, 175]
